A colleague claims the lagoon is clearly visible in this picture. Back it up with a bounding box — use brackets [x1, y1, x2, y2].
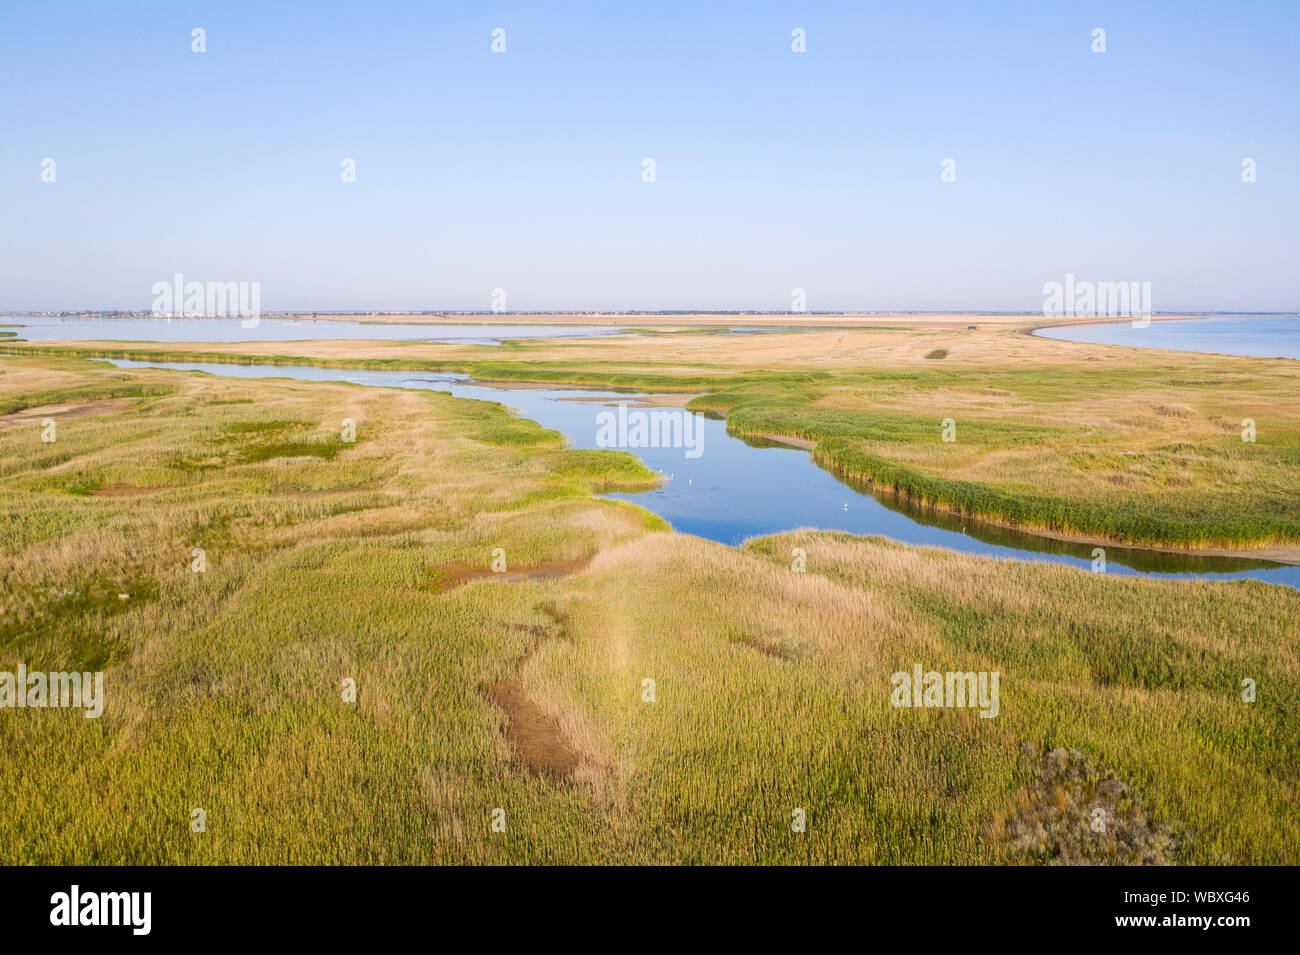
[1034, 315, 1300, 359]
[0, 315, 807, 346]
[2, 315, 630, 345]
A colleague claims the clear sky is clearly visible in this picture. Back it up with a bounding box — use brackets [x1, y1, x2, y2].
[2, 1, 1297, 312]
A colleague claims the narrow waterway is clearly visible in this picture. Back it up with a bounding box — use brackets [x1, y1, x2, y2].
[94, 358, 1300, 588]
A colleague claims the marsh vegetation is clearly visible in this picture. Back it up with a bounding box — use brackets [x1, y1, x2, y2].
[1, 344, 1296, 864]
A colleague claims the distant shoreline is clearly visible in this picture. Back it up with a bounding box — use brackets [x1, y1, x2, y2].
[6, 311, 1293, 332]
[1020, 313, 1239, 336]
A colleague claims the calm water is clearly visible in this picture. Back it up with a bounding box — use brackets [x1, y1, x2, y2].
[2, 316, 630, 345]
[1, 316, 801, 346]
[1034, 314, 1300, 359]
[94, 358, 1300, 588]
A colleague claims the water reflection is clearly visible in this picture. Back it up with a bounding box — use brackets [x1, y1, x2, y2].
[87, 357, 1299, 588]
[831, 468, 1286, 575]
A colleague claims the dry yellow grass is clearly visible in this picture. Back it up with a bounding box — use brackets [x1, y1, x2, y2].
[14, 322, 1205, 369]
[12, 324, 1299, 553]
[1, 352, 1295, 865]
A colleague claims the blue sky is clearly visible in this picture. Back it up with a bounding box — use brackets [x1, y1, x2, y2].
[2, 1, 1297, 312]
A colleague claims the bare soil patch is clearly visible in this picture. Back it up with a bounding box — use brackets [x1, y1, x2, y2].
[484, 609, 584, 781]
[745, 431, 818, 450]
[558, 393, 702, 408]
[91, 485, 167, 498]
[726, 628, 791, 660]
[0, 398, 132, 428]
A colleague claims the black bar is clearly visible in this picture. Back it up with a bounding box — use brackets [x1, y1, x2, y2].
[1, 865, 1280, 941]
